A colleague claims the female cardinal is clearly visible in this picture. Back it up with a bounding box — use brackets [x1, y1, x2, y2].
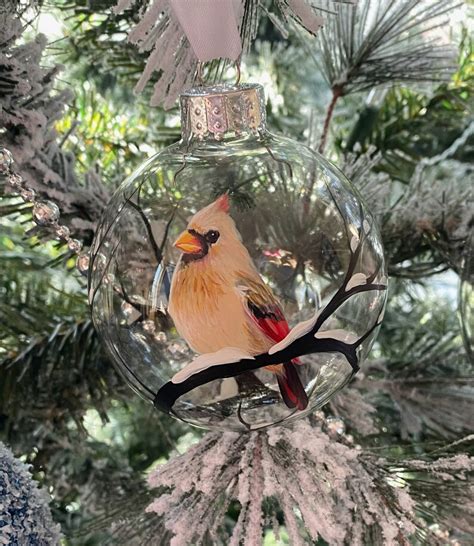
[168, 194, 308, 411]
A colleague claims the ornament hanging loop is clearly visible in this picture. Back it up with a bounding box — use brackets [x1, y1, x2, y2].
[195, 59, 241, 87]
[196, 61, 205, 86]
[234, 59, 241, 86]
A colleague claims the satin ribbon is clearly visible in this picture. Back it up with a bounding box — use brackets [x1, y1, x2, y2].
[170, 0, 243, 62]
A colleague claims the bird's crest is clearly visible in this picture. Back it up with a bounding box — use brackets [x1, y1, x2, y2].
[213, 194, 230, 214]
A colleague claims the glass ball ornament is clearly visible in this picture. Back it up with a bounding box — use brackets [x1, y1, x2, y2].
[89, 83, 387, 431]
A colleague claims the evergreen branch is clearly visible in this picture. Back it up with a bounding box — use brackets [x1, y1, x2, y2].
[317, 0, 458, 95]
[0, 8, 110, 244]
[107, 422, 474, 545]
[352, 282, 474, 440]
[1, 319, 126, 426]
[318, 85, 343, 153]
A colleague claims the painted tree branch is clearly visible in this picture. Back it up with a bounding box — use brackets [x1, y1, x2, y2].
[154, 213, 387, 412]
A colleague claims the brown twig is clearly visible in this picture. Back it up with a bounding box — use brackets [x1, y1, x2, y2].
[303, 85, 344, 214]
[318, 85, 343, 155]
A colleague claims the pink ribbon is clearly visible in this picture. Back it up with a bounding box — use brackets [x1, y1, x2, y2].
[170, 0, 243, 62]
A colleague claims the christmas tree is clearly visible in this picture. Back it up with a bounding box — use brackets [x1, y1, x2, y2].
[0, 1, 473, 544]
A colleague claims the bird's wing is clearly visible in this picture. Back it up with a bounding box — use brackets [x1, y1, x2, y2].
[237, 275, 307, 410]
[237, 276, 290, 344]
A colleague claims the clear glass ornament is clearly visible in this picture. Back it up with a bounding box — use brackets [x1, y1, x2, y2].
[33, 201, 60, 226]
[89, 84, 387, 431]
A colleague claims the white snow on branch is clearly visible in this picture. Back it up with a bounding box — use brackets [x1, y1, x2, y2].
[268, 311, 320, 355]
[171, 347, 254, 384]
[350, 234, 360, 253]
[345, 272, 367, 291]
[140, 422, 473, 545]
[314, 329, 359, 344]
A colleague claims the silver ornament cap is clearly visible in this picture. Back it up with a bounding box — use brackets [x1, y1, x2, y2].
[180, 83, 266, 141]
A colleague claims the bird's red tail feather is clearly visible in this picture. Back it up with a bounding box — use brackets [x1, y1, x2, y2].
[277, 363, 308, 411]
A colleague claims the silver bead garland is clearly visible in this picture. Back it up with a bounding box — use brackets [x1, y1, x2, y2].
[0, 146, 89, 277]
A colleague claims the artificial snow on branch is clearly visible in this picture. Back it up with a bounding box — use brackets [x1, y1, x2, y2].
[341, 143, 472, 278]
[108, 419, 473, 545]
[0, 441, 61, 545]
[0, 8, 109, 244]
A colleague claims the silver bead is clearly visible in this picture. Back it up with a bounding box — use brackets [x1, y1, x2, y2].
[67, 238, 83, 253]
[103, 272, 114, 285]
[314, 410, 325, 422]
[155, 331, 167, 343]
[76, 253, 90, 276]
[121, 301, 135, 318]
[33, 201, 60, 225]
[142, 319, 156, 334]
[324, 417, 346, 437]
[55, 224, 71, 240]
[0, 148, 13, 173]
[168, 341, 188, 355]
[8, 173, 23, 189]
[20, 188, 36, 202]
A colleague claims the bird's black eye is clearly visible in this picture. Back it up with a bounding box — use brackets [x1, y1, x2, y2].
[205, 230, 220, 244]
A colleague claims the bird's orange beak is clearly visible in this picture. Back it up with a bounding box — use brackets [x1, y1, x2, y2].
[174, 230, 203, 254]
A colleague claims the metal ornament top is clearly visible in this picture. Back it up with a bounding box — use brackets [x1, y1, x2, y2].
[180, 83, 266, 141]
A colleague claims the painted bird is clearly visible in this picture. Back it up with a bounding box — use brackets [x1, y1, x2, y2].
[168, 194, 308, 411]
